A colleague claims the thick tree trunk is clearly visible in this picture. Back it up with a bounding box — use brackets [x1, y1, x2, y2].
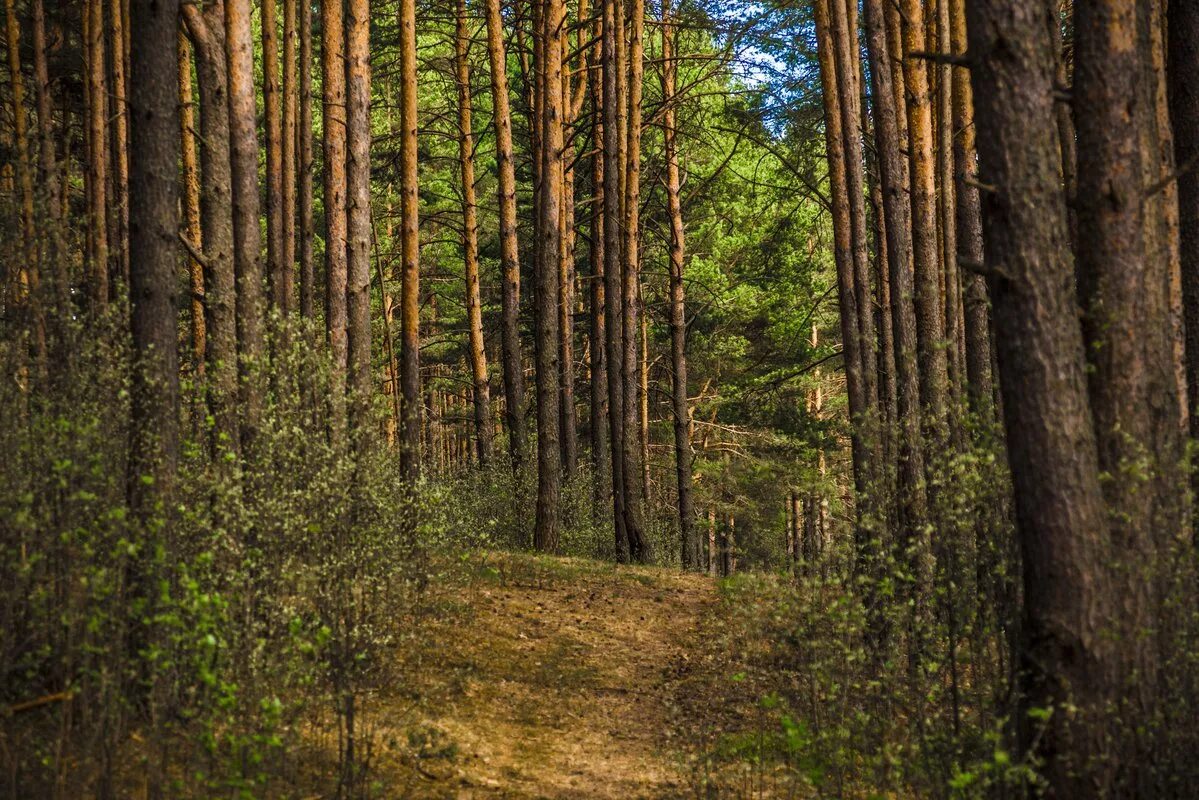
[484, 0, 526, 469]
[663, 1, 697, 569]
[226, 0, 266, 453]
[127, 0, 181, 512]
[345, 0, 372, 432]
[398, 0, 422, 477]
[533, 0, 564, 551]
[182, 0, 239, 458]
[455, 0, 493, 466]
[323, 0, 348, 440]
[966, 0, 1122, 792]
[559, 48, 579, 478]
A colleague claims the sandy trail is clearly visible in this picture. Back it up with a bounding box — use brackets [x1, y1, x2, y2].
[383, 553, 717, 799]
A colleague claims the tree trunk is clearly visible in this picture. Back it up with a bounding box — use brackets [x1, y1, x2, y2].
[936, 0, 964, 417]
[179, 34, 205, 379]
[966, 0, 1122, 792]
[558, 43, 579, 478]
[127, 0, 181, 513]
[662, 0, 697, 569]
[345, 0, 372, 432]
[900, 0, 948, 428]
[263, 0, 284, 311]
[621, 0, 648, 561]
[84, 0, 109, 310]
[948, 0, 993, 415]
[323, 0, 348, 441]
[455, 0, 493, 466]
[281, 0, 297, 315]
[398, 0, 422, 477]
[484, 0, 525, 470]
[814, 0, 875, 518]
[1171, 0, 1199, 453]
[298, 0, 315, 319]
[533, 0, 564, 551]
[226, 0, 266, 453]
[182, 0, 239, 458]
[31, 0, 67, 314]
[588, 28, 611, 521]
[602, 0, 628, 558]
[108, 0, 129, 290]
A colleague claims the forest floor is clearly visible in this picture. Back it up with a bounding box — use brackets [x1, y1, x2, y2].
[371, 551, 757, 799]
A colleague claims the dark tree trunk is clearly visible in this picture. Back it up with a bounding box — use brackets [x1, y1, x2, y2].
[127, 0, 181, 512]
[1171, 0, 1199, 455]
[966, 0, 1122, 792]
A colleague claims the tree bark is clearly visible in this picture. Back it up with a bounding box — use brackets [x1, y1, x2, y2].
[127, 0, 181, 512]
[533, 0, 564, 551]
[484, 0, 526, 469]
[1171, 0, 1199, 452]
[345, 0, 372, 432]
[31, 0, 67, 314]
[663, 0, 698, 569]
[621, 0, 648, 560]
[263, 0, 284, 311]
[179, 34, 205, 378]
[227, 0, 266, 453]
[182, 0, 239, 458]
[588, 18, 611, 520]
[298, 0, 315, 319]
[84, 0, 109, 310]
[323, 0, 348, 441]
[900, 0, 948, 428]
[281, 0, 298, 315]
[108, 0, 129, 289]
[948, 0, 993, 415]
[398, 0, 422, 477]
[966, 0, 1122, 792]
[558, 33, 579, 478]
[455, 0, 493, 466]
[602, 0, 629, 558]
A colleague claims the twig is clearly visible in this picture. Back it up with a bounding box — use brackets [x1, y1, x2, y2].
[7, 690, 72, 715]
[909, 50, 971, 67]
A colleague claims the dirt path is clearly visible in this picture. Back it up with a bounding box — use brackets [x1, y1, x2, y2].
[383, 553, 718, 799]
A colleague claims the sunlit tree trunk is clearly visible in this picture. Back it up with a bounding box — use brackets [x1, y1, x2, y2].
[298, 0, 315, 319]
[108, 0, 129, 290]
[323, 0, 348, 441]
[588, 18, 611, 520]
[345, 0, 372, 432]
[263, 0, 284, 311]
[558, 24, 579, 478]
[398, 0, 422, 477]
[533, 0, 564, 551]
[226, 0, 266, 452]
[179, 34, 205, 379]
[455, 0, 493, 466]
[281, 0, 298, 315]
